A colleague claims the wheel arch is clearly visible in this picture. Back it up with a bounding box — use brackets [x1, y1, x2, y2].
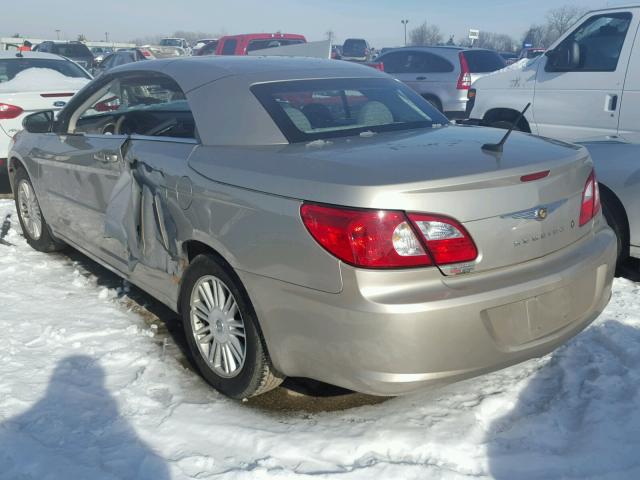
[179, 238, 282, 377]
[421, 94, 443, 112]
[482, 108, 531, 133]
[599, 182, 630, 259]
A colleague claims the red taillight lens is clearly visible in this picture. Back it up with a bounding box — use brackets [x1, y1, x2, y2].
[0, 103, 23, 120]
[301, 204, 478, 269]
[408, 213, 478, 265]
[300, 204, 432, 268]
[457, 52, 472, 90]
[141, 49, 152, 57]
[579, 170, 600, 227]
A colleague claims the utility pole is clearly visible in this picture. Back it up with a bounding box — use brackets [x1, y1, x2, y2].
[401, 19, 409, 46]
[55, 29, 61, 40]
[105, 32, 109, 43]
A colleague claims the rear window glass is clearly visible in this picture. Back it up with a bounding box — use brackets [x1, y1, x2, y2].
[0, 59, 90, 83]
[160, 39, 182, 47]
[221, 39, 238, 55]
[251, 78, 448, 143]
[343, 39, 368, 56]
[52, 43, 92, 57]
[463, 50, 506, 73]
[247, 39, 304, 52]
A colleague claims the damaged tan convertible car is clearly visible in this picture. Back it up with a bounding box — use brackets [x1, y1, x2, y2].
[8, 57, 616, 399]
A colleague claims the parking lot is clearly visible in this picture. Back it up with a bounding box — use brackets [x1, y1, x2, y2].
[3, 2, 640, 479]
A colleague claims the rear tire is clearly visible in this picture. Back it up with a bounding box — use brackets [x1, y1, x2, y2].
[602, 196, 628, 266]
[424, 96, 443, 113]
[179, 254, 283, 399]
[13, 167, 65, 253]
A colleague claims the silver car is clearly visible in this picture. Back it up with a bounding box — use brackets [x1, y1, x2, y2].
[7, 57, 615, 399]
[376, 46, 506, 118]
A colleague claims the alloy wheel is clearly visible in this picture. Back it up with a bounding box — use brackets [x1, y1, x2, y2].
[17, 180, 43, 241]
[189, 275, 247, 378]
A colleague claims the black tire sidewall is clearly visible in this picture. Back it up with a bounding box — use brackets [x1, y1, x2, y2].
[602, 201, 625, 264]
[179, 255, 265, 399]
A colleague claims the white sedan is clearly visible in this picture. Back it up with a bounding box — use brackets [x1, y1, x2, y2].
[0, 51, 91, 190]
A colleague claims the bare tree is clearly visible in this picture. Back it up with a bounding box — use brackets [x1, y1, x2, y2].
[545, 5, 585, 43]
[522, 24, 547, 48]
[476, 32, 517, 52]
[409, 22, 443, 46]
[521, 5, 586, 49]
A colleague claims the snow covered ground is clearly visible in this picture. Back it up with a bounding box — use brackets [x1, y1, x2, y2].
[1, 197, 640, 479]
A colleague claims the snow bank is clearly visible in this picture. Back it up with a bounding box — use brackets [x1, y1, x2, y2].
[0, 197, 639, 479]
[0, 68, 89, 93]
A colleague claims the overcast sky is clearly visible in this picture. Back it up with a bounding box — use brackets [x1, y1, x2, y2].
[1, 0, 629, 46]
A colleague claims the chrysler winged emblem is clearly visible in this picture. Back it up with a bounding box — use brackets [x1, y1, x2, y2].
[501, 199, 566, 222]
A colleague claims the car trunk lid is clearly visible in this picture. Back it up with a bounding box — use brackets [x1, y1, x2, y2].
[188, 126, 595, 274]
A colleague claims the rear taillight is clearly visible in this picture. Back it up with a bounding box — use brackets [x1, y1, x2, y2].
[300, 204, 432, 268]
[141, 49, 152, 57]
[366, 62, 385, 71]
[457, 52, 471, 90]
[0, 103, 23, 120]
[579, 170, 601, 227]
[408, 213, 478, 265]
[300, 204, 478, 269]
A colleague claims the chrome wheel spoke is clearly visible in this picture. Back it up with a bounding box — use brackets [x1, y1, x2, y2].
[18, 180, 43, 240]
[190, 275, 247, 379]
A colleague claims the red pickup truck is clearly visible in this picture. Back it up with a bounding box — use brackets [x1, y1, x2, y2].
[215, 33, 306, 56]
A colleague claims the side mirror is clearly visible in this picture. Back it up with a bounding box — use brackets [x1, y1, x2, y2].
[23, 110, 55, 133]
[546, 41, 581, 72]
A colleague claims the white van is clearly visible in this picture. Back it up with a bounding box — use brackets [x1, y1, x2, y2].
[468, 5, 640, 143]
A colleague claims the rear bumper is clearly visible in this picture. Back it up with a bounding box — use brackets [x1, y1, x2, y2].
[239, 225, 616, 396]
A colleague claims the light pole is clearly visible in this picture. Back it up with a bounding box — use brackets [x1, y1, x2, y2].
[401, 19, 409, 46]
[105, 32, 109, 43]
[55, 29, 61, 40]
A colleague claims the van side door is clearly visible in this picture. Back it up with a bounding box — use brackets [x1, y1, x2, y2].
[618, 15, 640, 142]
[533, 10, 637, 142]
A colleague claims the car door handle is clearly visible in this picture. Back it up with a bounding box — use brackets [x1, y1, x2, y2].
[605, 94, 618, 112]
[416, 76, 427, 80]
[93, 152, 119, 163]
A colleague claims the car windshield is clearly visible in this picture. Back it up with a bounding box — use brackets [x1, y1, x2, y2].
[343, 39, 367, 56]
[52, 44, 92, 57]
[252, 77, 447, 143]
[0, 59, 91, 83]
[160, 39, 182, 47]
[247, 38, 304, 52]
[463, 50, 506, 73]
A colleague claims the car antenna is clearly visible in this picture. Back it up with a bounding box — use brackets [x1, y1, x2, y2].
[482, 103, 531, 153]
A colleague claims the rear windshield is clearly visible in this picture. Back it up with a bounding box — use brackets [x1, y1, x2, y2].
[251, 78, 448, 143]
[52, 43, 92, 57]
[160, 39, 182, 47]
[247, 39, 304, 52]
[0, 59, 91, 83]
[221, 39, 238, 55]
[343, 39, 367, 56]
[463, 50, 506, 73]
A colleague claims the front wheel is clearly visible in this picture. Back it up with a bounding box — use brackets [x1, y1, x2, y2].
[13, 167, 65, 252]
[179, 254, 283, 399]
